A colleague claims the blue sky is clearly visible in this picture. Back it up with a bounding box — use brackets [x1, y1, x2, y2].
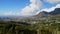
[0, 0, 55, 12]
[0, 0, 30, 12]
[41, 0, 56, 8]
[0, 0, 60, 16]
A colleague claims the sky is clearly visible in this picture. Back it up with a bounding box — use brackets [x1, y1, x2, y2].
[0, 0, 60, 16]
[0, 0, 30, 12]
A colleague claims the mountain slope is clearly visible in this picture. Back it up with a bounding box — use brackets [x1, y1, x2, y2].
[49, 8, 60, 15]
[33, 8, 60, 18]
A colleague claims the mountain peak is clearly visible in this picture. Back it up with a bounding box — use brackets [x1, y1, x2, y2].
[49, 8, 60, 15]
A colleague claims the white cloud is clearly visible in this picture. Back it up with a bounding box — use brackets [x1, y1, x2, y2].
[0, 11, 20, 16]
[41, 4, 60, 12]
[21, 0, 60, 16]
[45, 0, 60, 4]
[55, 4, 60, 8]
[0, 0, 60, 16]
[20, 0, 43, 16]
[0, 0, 43, 16]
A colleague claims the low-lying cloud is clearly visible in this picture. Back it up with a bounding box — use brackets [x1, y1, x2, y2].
[41, 0, 60, 12]
[41, 4, 60, 12]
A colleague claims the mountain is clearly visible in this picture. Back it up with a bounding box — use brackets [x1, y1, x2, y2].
[34, 11, 48, 18]
[32, 8, 60, 20]
[0, 8, 60, 22]
[35, 8, 60, 16]
[49, 8, 60, 15]
[30, 11, 49, 20]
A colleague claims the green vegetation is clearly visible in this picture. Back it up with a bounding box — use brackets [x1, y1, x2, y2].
[0, 15, 60, 34]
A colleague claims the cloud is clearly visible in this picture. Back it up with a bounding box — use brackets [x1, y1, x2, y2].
[0, 11, 20, 16]
[45, 0, 60, 4]
[40, 0, 60, 12]
[13, 0, 60, 16]
[21, 0, 60, 16]
[20, 0, 43, 16]
[0, 0, 60, 16]
[0, 0, 43, 16]
[41, 4, 60, 12]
